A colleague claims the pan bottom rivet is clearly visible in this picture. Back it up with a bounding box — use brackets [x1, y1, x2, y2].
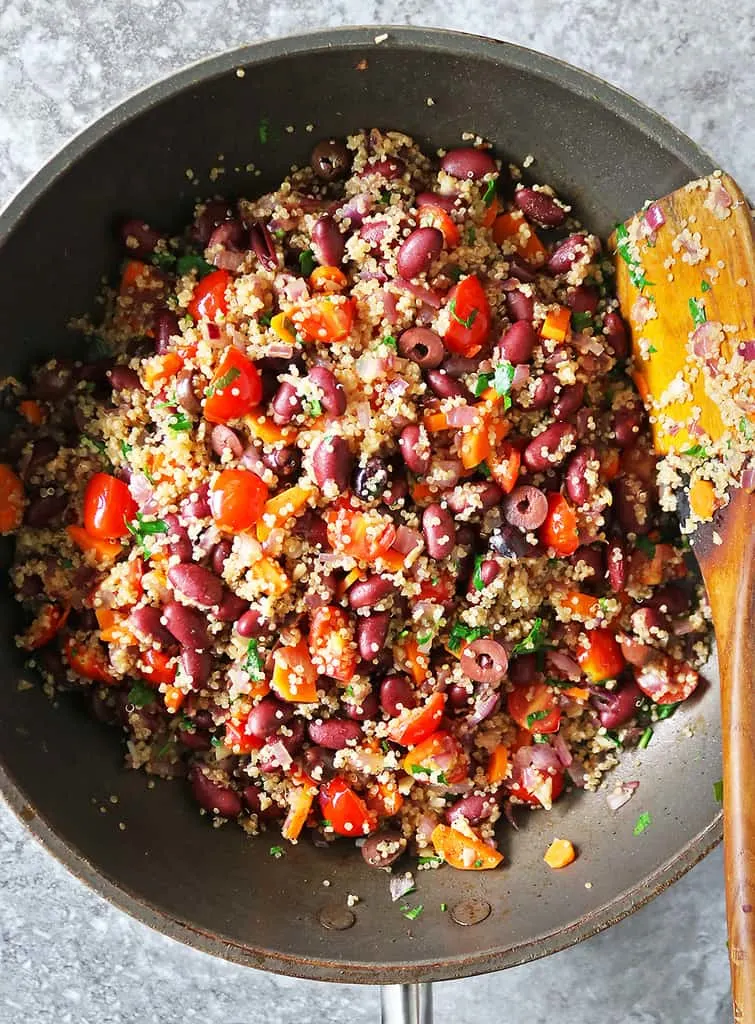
[450, 899, 491, 926]
[318, 906, 356, 931]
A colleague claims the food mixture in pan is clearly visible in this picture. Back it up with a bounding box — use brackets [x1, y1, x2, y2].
[3, 129, 713, 872]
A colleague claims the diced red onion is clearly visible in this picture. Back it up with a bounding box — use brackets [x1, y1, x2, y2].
[546, 649, 582, 682]
[267, 342, 294, 359]
[213, 249, 246, 272]
[503, 800, 519, 830]
[566, 760, 586, 788]
[392, 525, 423, 555]
[460, 639, 508, 684]
[359, 268, 389, 283]
[355, 401, 372, 429]
[464, 686, 501, 727]
[551, 732, 573, 767]
[742, 467, 755, 493]
[263, 739, 292, 771]
[689, 421, 705, 437]
[337, 193, 374, 227]
[197, 525, 221, 553]
[380, 288, 399, 324]
[275, 274, 309, 304]
[395, 277, 442, 309]
[631, 295, 655, 329]
[573, 332, 606, 356]
[512, 364, 531, 390]
[513, 744, 562, 775]
[705, 179, 733, 218]
[644, 203, 666, 230]
[128, 472, 156, 512]
[428, 458, 463, 488]
[606, 780, 639, 811]
[445, 405, 480, 427]
[356, 353, 389, 382]
[386, 377, 410, 397]
[738, 341, 755, 361]
[241, 445, 267, 476]
[390, 872, 416, 902]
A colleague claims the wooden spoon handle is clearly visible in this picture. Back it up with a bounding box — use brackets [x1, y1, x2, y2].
[704, 489, 755, 1019]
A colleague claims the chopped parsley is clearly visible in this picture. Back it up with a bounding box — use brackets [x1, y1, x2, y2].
[633, 811, 652, 836]
[739, 417, 754, 441]
[447, 621, 489, 653]
[614, 223, 653, 290]
[401, 904, 424, 921]
[298, 248, 315, 277]
[175, 253, 214, 278]
[598, 597, 611, 615]
[635, 536, 656, 557]
[474, 373, 492, 397]
[638, 726, 653, 749]
[688, 296, 707, 326]
[304, 397, 323, 417]
[382, 334, 398, 349]
[655, 701, 680, 721]
[417, 855, 443, 867]
[571, 310, 594, 331]
[482, 179, 496, 206]
[532, 733, 549, 743]
[259, 312, 273, 327]
[126, 513, 169, 556]
[243, 639, 265, 681]
[526, 709, 549, 728]
[474, 859, 483, 868]
[86, 335, 112, 359]
[416, 632, 432, 646]
[440, 902, 448, 912]
[259, 118, 270, 144]
[127, 681, 156, 708]
[478, 461, 491, 479]
[713, 779, 723, 803]
[80, 436, 110, 467]
[472, 555, 486, 592]
[206, 365, 241, 397]
[273, 228, 286, 240]
[700, 279, 711, 293]
[210, 735, 226, 749]
[492, 360, 515, 408]
[168, 409, 193, 432]
[177, 714, 196, 733]
[120, 440, 133, 460]
[448, 298, 478, 329]
[681, 444, 708, 458]
[511, 617, 548, 656]
[647, 344, 658, 354]
[604, 730, 623, 749]
[409, 765, 448, 784]
[447, 265, 463, 282]
[151, 250, 177, 271]
[61, 558, 74, 569]
[269, 845, 284, 858]
[465, 226, 476, 245]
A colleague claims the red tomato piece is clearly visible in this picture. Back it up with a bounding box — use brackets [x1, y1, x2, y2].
[576, 628, 626, 683]
[21, 602, 70, 651]
[225, 717, 265, 755]
[418, 204, 461, 247]
[203, 348, 263, 424]
[62, 634, 115, 684]
[442, 275, 491, 357]
[417, 574, 456, 606]
[507, 682, 562, 734]
[388, 691, 447, 746]
[139, 647, 177, 686]
[83, 473, 138, 541]
[509, 769, 565, 807]
[319, 777, 377, 837]
[538, 492, 579, 556]
[324, 502, 397, 561]
[187, 269, 232, 322]
[488, 441, 521, 494]
[308, 605, 358, 682]
[402, 730, 468, 784]
[210, 469, 269, 533]
[291, 297, 355, 343]
[635, 656, 700, 705]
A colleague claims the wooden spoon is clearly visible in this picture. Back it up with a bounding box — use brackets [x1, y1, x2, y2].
[612, 173, 755, 1022]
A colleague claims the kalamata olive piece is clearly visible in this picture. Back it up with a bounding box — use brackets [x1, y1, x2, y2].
[208, 219, 247, 251]
[312, 436, 353, 490]
[397, 227, 443, 278]
[645, 584, 691, 616]
[121, 218, 163, 258]
[192, 200, 234, 245]
[311, 139, 350, 181]
[175, 369, 201, 415]
[303, 745, 336, 780]
[448, 682, 472, 708]
[31, 363, 72, 400]
[24, 493, 67, 527]
[189, 767, 241, 817]
[422, 503, 456, 559]
[489, 524, 540, 559]
[398, 327, 445, 369]
[514, 187, 567, 227]
[353, 456, 390, 502]
[260, 445, 302, 482]
[440, 147, 496, 180]
[592, 680, 644, 729]
[380, 674, 416, 717]
[503, 486, 548, 531]
[307, 718, 363, 750]
[361, 831, 407, 867]
[509, 653, 537, 685]
[572, 544, 604, 584]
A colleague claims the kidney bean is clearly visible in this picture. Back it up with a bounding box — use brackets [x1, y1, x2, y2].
[548, 233, 588, 274]
[214, 590, 248, 622]
[645, 584, 690, 616]
[398, 327, 445, 369]
[248, 221, 278, 272]
[271, 381, 302, 425]
[565, 444, 597, 506]
[293, 509, 329, 548]
[441, 147, 496, 180]
[422, 503, 456, 559]
[383, 473, 408, 508]
[312, 436, 353, 490]
[190, 767, 241, 818]
[617, 633, 654, 668]
[121, 218, 163, 258]
[168, 563, 224, 608]
[348, 575, 395, 610]
[509, 653, 537, 685]
[308, 366, 346, 415]
[311, 215, 345, 267]
[514, 187, 566, 227]
[523, 423, 577, 471]
[163, 514, 192, 562]
[593, 680, 643, 729]
[553, 381, 585, 422]
[247, 697, 293, 740]
[631, 607, 669, 639]
[446, 481, 503, 515]
[179, 728, 211, 751]
[442, 354, 480, 378]
[155, 310, 180, 355]
[210, 539, 232, 576]
[192, 200, 234, 245]
[353, 456, 390, 502]
[469, 559, 500, 594]
[357, 611, 390, 661]
[426, 369, 472, 400]
[398, 424, 430, 475]
[234, 608, 268, 638]
[210, 424, 243, 460]
[303, 745, 336, 780]
[364, 156, 406, 179]
[416, 191, 457, 213]
[181, 648, 213, 690]
[572, 543, 604, 584]
[361, 831, 407, 867]
[261, 446, 301, 481]
[107, 365, 142, 392]
[129, 605, 174, 647]
[32, 363, 72, 400]
[23, 437, 58, 478]
[397, 227, 443, 278]
[504, 283, 534, 322]
[606, 537, 627, 593]
[180, 484, 210, 520]
[613, 475, 651, 535]
[503, 485, 548, 531]
[489, 523, 541, 559]
[507, 253, 538, 283]
[446, 793, 496, 827]
[529, 372, 558, 410]
[208, 219, 247, 251]
[311, 138, 350, 181]
[566, 284, 599, 314]
[613, 403, 645, 449]
[448, 682, 472, 708]
[344, 690, 380, 721]
[163, 600, 209, 649]
[498, 320, 536, 364]
[307, 718, 363, 750]
[603, 311, 629, 359]
[379, 674, 416, 717]
[24, 493, 67, 527]
[170, 369, 199, 416]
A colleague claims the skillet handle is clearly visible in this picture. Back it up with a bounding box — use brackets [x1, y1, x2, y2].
[380, 984, 433, 1024]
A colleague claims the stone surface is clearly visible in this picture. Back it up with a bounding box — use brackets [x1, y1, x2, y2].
[0, 1, 744, 1021]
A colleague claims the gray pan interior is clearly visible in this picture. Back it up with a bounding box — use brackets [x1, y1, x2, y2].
[0, 27, 722, 984]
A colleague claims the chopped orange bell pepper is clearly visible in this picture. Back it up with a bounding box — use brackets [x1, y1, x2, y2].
[18, 399, 46, 425]
[244, 413, 297, 446]
[62, 634, 116, 684]
[423, 410, 450, 432]
[481, 195, 502, 228]
[366, 778, 404, 818]
[0, 464, 24, 534]
[281, 784, 316, 841]
[143, 351, 183, 391]
[271, 640, 318, 703]
[163, 685, 186, 714]
[431, 824, 504, 870]
[251, 556, 290, 597]
[541, 305, 571, 343]
[488, 441, 521, 494]
[544, 838, 576, 869]
[256, 484, 315, 543]
[270, 312, 297, 344]
[689, 477, 717, 520]
[559, 590, 601, 621]
[492, 209, 548, 263]
[309, 266, 348, 293]
[487, 744, 511, 784]
[67, 525, 123, 561]
[399, 637, 429, 686]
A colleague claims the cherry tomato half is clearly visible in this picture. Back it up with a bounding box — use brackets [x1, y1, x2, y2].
[203, 348, 263, 424]
[387, 691, 447, 746]
[319, 776, 377, 837]
[139, 647, 177, 686]
[443, 275, 491, 357]
[62, 634, 115, 684]
[291, 296, 355, 343]
[308, 605, 357, 682]
[210, 469, 268, 533]
[634, 656, 700, 705]
[538, 492, 579, 557]
[187, 269, 232, 322]
[83, 473, 138, 541]
[576, 628, 626, 683]
[324, 501, 397, 561]
[507, 682, 561, 734]
[509, 769, 565, 808]
[402, 730, 468, 784]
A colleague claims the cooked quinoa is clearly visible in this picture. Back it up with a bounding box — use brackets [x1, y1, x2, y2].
[2, 128, 712, 872]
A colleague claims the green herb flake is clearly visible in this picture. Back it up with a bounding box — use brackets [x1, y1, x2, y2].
[571, 311, 594, 331]
[713, 779, 723, 803]
[298, 249, 315, 277]
[177, 714, 196, 733]
[614, 223, 654, 290]
[269, 845, 284, 858]
[168, 410, 193, 433]
[206, 365, 241, 397]
[655, 701, 680, 721]
[532, 733, 549, 744]
[175, 253, 214, 278]
[305, 398, 323, 418]
[402, 904, 424, 921]
[472, 555, 486, 592]
[273, 228, 286, 240]
[61, 558, 74, 569]
[440, 902, 448, 912]
[127, 681, 156, 708]
[447, 621, 489, 653]
[210, 735, 226, 749]
[511, 617, 548, 656]
[598, 597, 611, 614]
[633, 811, 652, 836]
[635, 536, 656, 557]
[417, 855, 443, 867]
[604, 730, 623, 749]
[482, 179, 496, 206]
[120, 440, 133, 459]
[448, 298, 478, 330]
[447, 265, 463, 282]
[259, 312, 273, 327]
[647, 344, 658, 355]
[151, 250, 177, 272]
[478, 461, 491, 479]
[474, 372, 492, 397]
[688, 296, 707, 327]
[474, 859, 483, 868]
[259, 118, 270, 144]
[681, 444, 708, 458]
[382, 334, 398, 349]
[157, 740, 174, 758]
[381, 740, 391, 754]
[126, 513, 169, 556]
[526, 709, 549, 728]
[492, 360, 516, 404]
[700, 279, 711, 293]
[416, 632, 432, 646]
[739, 417, 754, 441]
[244, 639, 265, 681]
[638, 726, 653, 749]
[465, 226, 476, 245]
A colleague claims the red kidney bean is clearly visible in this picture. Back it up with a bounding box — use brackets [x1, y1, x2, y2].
[192, 200, 234, 245]
[271, 381, 302, 425]
[617, 633, 654, 667]
[214, 590, 248, 622]
[180, 484, 210, 520]
[247, 697, 292, 739]
[631, 607, 669, 639]
[468, 559, 500, 594]
[22, 437, 58, 478]
[446, 793, 496, 827]
[606, 536, 627, 593]
[571, 543, 604, 583]
[548, 233, 588, 274]
[261, 445, 301, 481]
[24, 493, 67, 527]
[565, 444, 597, 506]
[448, 682, 472, 708]
[509, 653, 537, 685]
[235, 608, 270, 637]
[566, 284, 599, 314]
[425, 369, 472, 400]
[398, 327, 445, 368]
[155, 310, 180, 355]
[397, 226, 443, 278]
[190, 767, 241, 817]
[353, 455, 390, 502]
[498, 320, 536, 364]
[31, 362, 72, 400]
[529, 372, 558, 410]
[211, 539, 232, 576]
[507, 254, 538, 283]
[361, 831, 407, 867]
[593, 680, 643, 729]
[312, 436, 353, 490]
[504, 283, 534, 322]
[175, 369, 201, 414]
[164, 513, 192, 562]
[490, 524, 541, 559]
[311, 138, 350, 181]
[366, 156, 406, 179]
[129, 605, 175, 648]
[553, 381, 585, 421]
[163, 600, 209, 649]
[293, 509, 329, 548]
[379, 674, 416, 717]
[344, 690, 380, 721]
[422, 503, 456, 559]
[442, 354, 479, 378]
[168, 563, 224, 607]
[307, 718, 363, 750]
[383, 474, 408, 508]
[416, 191, 457, 213]
[523, 423, 577, 471]
[302, 745, 336, 780]
[514, 187, 566, 227]
[398, 424, 430, 475]
[107, 365, 142, 391]
[249, 221, 278, 271]
[208, 219, 247, 251]
[357, 611, 390, 661]
[614, 475, 651, 534]
[613, 403, 644, 449]
[311, 214, 345, 266]
[308, 366, 346, 415]
[446, 481, 503, 515]
[603, 311, 629, 359]
[503, 485, 548, 531]
[210, 424, 243, 460]
[179, 729, 211, 751]
[441, 147, 496, 180]
[181, 648, 213, 690]
[121, 218, 163, 258]
[645, 584, 690, 616]
[348, 575, 395, 609]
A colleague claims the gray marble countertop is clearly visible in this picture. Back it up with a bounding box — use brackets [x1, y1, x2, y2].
[1, 2, 749, 1021]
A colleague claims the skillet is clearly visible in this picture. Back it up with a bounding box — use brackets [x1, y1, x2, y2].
[0, 23, 722, 1004]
